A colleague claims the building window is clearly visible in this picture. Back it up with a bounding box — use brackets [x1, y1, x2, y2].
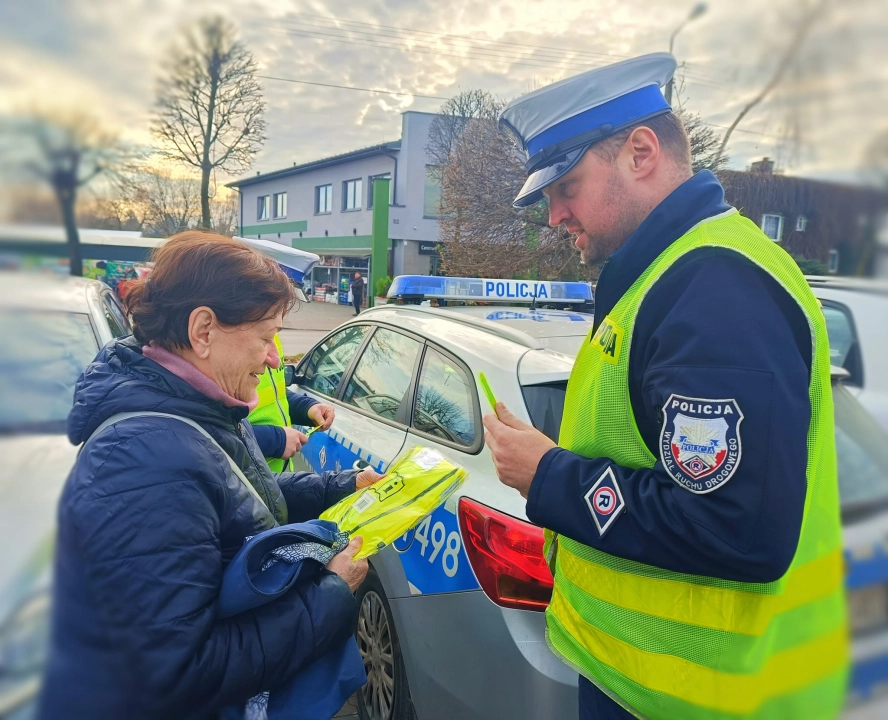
[796, 215, 807, 232]
[342, 178, 362, 211]
[315, 184, 332, 214]
[423, 165, 441, 218]
[273, 192, 287, 219]
[368, 173, 392, 209]
[257, 195, 270, 221]
[828, 249, 840, 274]
[761, 214, 784, 242]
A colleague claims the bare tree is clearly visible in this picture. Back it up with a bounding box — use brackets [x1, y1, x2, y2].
[5, 109, 126, 276]
[153, 16, 266, 229]
[670, 71, 729, 174]
[211, 188, 240, 236]
[426, 89, 504, 170]
[714, 0, 830, 167]
[438, 116, 593, 282]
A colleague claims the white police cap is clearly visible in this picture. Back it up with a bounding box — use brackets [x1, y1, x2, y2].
[500, 53, 677, 208]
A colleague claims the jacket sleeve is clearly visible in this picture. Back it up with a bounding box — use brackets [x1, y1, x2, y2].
[69, 424, 357, 715]
[526, 255, 811, 583]
[253, 423, 287, 459]
[287, 389, 319, 426]
[278, 469, 359, 522]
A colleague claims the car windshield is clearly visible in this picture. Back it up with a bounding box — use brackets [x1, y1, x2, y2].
[0, 310, 99, 434]
[834, 382, 888, 522]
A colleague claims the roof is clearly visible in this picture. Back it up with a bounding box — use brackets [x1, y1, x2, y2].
[0, 271, 103, 313]
[807, 275, 888, 296]
[0, 224, 161, 248]
[227, 140, 401, 189]
[358, 304, 593, 358]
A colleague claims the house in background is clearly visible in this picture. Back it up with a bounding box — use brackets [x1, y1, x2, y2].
[227, 111, 443, 304]
[720, 158, 888, 276]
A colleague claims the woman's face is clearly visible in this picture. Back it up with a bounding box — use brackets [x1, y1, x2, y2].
[209, 312, 283, 404]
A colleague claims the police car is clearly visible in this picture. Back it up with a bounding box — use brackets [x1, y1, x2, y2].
[289, 276, 888, 720]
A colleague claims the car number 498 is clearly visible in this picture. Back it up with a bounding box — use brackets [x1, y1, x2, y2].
[397, 515, 461, 577]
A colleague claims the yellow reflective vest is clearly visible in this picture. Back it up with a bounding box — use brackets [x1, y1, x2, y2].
[547, 209, 848, 719]
[248, 335, 293, 473]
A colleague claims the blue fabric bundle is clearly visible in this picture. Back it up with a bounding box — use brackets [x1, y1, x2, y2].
[219, 521, 366, 720]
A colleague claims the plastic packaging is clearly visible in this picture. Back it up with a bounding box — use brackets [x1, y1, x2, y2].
[320, 446, 468, 559]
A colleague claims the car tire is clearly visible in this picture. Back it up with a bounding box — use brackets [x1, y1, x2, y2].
[355, 567, 416, 720]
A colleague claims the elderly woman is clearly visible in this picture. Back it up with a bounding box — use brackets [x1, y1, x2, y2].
[39, 232, 379, 719]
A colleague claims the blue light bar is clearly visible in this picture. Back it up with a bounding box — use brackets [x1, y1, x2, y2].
[387, 276, 592, 304]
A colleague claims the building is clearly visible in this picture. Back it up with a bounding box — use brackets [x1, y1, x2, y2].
[227, 111, 443, 303]
[720, 160, 888, 277]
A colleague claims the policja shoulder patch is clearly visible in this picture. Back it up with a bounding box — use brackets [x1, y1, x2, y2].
[659, 394, 744, 494]
[584, 467, 626, 536]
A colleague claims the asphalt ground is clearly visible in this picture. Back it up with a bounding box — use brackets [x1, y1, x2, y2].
[278, 298, 362, 358]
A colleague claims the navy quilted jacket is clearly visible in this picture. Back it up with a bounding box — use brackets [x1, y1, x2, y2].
[38, 337, 359, 720]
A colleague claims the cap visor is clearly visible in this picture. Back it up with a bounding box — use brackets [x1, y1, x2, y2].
[512, 147, 587, 208]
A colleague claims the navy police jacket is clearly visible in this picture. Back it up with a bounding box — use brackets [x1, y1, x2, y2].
[253, 390, 319, 460]
[526, 172, 813, 718]
[39, 337, 359, 720]
[528, 170, 811, 584]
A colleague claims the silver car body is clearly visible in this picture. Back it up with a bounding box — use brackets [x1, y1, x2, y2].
[0, 272, 127, 716]
[809, 276, 888, 433]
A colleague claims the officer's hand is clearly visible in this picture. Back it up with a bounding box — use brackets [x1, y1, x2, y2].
[282, 427, 309, 459]
[327, 537, 368, 593]
[483, 403, 556, 499]
[356, 468, 384, 489]
[307, 403, 335, 431]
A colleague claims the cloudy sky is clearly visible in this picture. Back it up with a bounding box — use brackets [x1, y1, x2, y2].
[1, 0, 885, 186]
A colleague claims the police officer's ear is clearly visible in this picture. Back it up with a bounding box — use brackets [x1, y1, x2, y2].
[622, 126, 661, 179]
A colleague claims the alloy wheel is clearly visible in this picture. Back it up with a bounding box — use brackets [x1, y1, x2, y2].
[357, 589, 396, 720]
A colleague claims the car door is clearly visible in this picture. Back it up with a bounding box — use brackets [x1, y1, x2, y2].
[294, 323, 421, 477]
[392, 343, 485, 595]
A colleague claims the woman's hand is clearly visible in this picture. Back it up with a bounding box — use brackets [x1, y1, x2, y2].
[356, 468, 384, 490]
[327, 537, 368, 592]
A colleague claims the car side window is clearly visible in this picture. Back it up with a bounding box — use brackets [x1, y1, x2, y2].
[302, 325, 369, 398]
[822, 303, 862, 385]
[102, 292, 131, 337]
[413, 347, 476, 447]
[343, 328, 421, 421]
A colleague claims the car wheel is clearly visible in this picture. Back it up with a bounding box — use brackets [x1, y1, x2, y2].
[355, 568, 415, 720]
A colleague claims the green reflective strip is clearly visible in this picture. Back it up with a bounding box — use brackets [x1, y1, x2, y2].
[547, 613, 847, 720]
[560, 537, 783, 594]
[556, 572, 846, 674]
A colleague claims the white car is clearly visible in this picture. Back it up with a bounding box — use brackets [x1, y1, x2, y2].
[809, 276, 888, 433]
[290, 275, 888, 720]
[0, 272, 131, 717]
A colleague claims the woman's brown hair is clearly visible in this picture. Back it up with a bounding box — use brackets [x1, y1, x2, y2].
[124, 231, 296, 350]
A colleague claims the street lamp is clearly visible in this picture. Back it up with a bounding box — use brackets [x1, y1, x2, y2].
[665, 2, 708, 104]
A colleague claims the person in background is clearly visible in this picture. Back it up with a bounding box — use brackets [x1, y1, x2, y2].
[350, 272, 364, 316]
[251, 334, 335, 472]
[39, 231, 382, 720]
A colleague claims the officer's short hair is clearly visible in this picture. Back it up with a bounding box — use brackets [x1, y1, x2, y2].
[587, 112, 691, 169]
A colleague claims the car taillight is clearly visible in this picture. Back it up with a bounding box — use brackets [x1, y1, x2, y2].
[458, 497, 553, 611]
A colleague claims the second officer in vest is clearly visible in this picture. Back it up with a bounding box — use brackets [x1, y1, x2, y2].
[484, 53, 847, 719]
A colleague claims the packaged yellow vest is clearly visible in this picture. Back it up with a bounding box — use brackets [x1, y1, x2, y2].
[548, 209, 848, 719]
[321, 446, 467, 560]
[248, 335, 293, 473]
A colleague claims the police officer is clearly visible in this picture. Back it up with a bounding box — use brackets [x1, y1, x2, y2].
[250, 334, 335, 472]
[484, 53, 847, 719]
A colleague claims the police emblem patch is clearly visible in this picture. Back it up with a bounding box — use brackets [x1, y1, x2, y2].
[660, 394, 744, 494]
[584, 467, 626, 536]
